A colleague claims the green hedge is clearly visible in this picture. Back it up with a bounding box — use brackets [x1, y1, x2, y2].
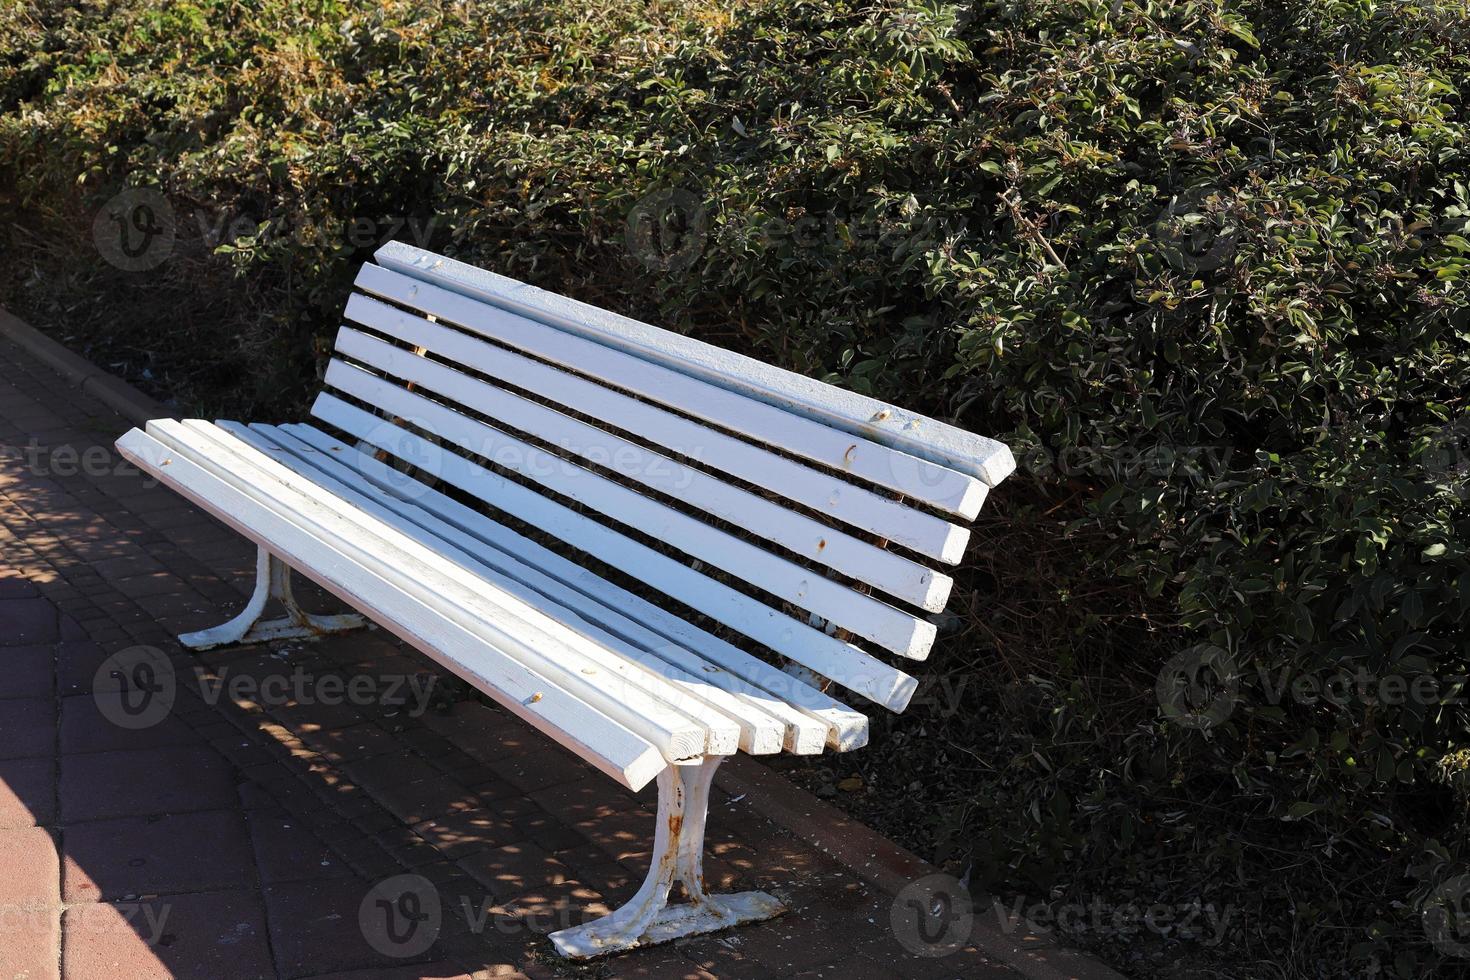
[5, 0, 1470, 973]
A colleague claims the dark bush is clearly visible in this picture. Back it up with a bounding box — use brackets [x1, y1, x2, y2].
[4, 0, 1470, 974]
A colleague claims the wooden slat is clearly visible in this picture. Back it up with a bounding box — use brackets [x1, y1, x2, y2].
[153, 418, 733, 760]
[311, 392, 919, 712]
[345, 293, 969, 566]
[283, 421, 863, 752]
[114, 426, 668, 790]
[373, 241, 1015, 489]
[323, 359, 937, 660]
[334, 322, 952, 611]
[224, 421, 790, 755]
[355, 262, 992, 518]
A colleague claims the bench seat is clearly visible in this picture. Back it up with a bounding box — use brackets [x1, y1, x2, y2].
[115, 241, 1013, 958]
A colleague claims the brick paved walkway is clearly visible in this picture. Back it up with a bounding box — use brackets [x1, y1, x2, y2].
[0, 333, 1022, 979]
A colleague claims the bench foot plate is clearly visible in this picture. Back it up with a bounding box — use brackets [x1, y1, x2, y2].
[180, 547, 367, 650]
[550, 757, 787, 960]
[180, 612, 367, 651]
[550, 890, 785, 959]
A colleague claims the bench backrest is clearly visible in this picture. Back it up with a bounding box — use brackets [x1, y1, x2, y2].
[311, 241, 1013, 713]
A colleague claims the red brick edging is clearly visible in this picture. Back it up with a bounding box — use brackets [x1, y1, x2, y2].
[0, 306, 173, 427]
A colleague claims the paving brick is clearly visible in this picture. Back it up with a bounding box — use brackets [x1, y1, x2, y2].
[412, 809, 522, 860]
[607, 948, 718, 980]
[677, 938, 775, 980]
[264, 876, 448, 976]
[0, 570, 40, 599]
[299, 722, 405, 764]
[62, 809, 255, 902]
[728, 907, 867, 975]
[236, 779, 296, 814]
[463, 773, 523, 804]
[301, 965, 479, 980]
[112, 489, 182, 514]
[372, 826, 443, 869]
[60, 693, 197, 755]
[210, 735, 276, 769]
[324, 783, 384, 820]
[519, 815, 590, 856]
[341, 843, 405, 880]
[81, 625, 130, 646]
[486, 747, 589, 796]
[483, 878, 608, 935]
[0, 826, 60, 906]
[0, 756, 54, 827]
[369, 773, 481, 826]
[0, 642, 52, 699]
[317, 632, 420, 671]
[137, 506, 218, 532]
[0, 904, 60, 980]
[111, 571, 188, 600]
[254, 769, 332, 816]
[351, 809, 403, 835]
[131, 592, 223, 634]
[245, 811, 354, 887]
[56, 640, 108, 696]
[823, 952, 911, 979]
[0, 696, 56, 759]
[60, 745, 238, 822]
[0, 596, 57, 645]
[89, 554, 167, 581]
[121, 621, 172, 645]
[63, 890, 274, 980]
[455, 841, 573, 901]
[344, 751, 438, 790]
[396, 728, 456, 760]
[268, 695, 367, 735]
[553, 842, 637, 900]
[42, 584, 82, 604]
[426, 746, 488, 777]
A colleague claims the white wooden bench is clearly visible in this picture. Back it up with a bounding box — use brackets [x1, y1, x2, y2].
[115, 241, 1014, 959]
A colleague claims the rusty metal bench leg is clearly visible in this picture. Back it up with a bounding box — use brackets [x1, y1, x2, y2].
[550, 756, 785, 959]
[179, 546, 366, 650]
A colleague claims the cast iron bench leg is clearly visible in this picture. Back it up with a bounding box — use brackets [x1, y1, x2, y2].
[180, 546, 366, 650]
[550, 757, 785, 959]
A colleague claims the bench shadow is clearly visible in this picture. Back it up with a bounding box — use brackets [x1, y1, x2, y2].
[55, 572, 766, 977]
